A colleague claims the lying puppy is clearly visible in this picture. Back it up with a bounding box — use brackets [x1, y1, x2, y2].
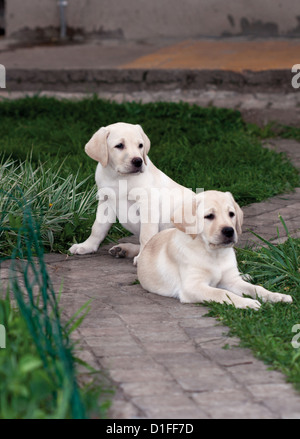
[69, 122, 193, 262]
[137, 190, 293, 310]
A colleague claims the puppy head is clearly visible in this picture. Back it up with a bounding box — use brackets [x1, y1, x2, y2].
[198, 190, 243, 248]
[172, 190, 243, 248]
[85, 122, 151, 174]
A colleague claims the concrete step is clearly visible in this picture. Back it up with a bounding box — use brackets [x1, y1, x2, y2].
[1, 38, 300, 92]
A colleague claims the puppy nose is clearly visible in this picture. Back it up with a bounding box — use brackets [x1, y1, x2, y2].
[132, 157, 143, 168]
[222, 227, 234, 238]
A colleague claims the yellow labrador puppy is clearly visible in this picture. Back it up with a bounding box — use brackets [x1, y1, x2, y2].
[137, 190, 293, 310]
[69, 122, 193, 262]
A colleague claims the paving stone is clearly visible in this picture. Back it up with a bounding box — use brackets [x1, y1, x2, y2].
[131, 322, 189, 343]
[109, 367, 169, 383]
[164, 304, 208, 318]
[85, 334, 137, 347]
[108, 398, 142, 419]
[225, 361, 288, 386]
[203, 346, 256, 367]
[193, 394, 274, 419]
[245, 213, 298, 226]
[132, 394, 207, 419]
[148, 408, 209, 419]
[170, 364, 237, 392]
[184, 325, 230, 344]
[247, 383, 300, 419]
[118, 311, 172, 324]
[112, 304, 165, 315]
[79, 326, 130, 337]
[144, 341, 197, 354]
[91, 340, 144, 357]
[120, 379, 183, 397]
[178, 316, 223, 328]
[192, 388, 250, 408]
[153, 352, 208, 367]
[191, 388, 275, 419]
[197, 336, 244, 352]
[77, 317, 124, 328]
[98, 292, 154, 306]
[100, 355, 158, 371]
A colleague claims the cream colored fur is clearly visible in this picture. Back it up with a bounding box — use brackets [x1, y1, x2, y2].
[137, 191, 293, 310]
[69, 122, 193, 263]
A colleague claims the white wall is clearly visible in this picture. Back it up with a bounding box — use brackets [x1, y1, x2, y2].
[6, 0, 300, 40]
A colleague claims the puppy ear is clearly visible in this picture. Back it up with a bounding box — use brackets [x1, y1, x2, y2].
[171, 197, 197, 239]
[136, 125, 151, 164]
[235, 202, 244, 235]
[226, 192, 244, 235]
[85, 127, 109, 166]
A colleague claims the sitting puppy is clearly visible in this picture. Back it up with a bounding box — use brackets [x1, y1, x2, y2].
[137, 190, 293, 310]
[69, 122, 193, 262]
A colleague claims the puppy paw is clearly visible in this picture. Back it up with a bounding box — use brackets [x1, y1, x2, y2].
[69, 243, 97, 255]
[282, 294, 293, 303]
[133, 256, 139, 266]
[267, 292, 293, 303]
[242, 298, 261, 310]
[109, 246, 127, 258]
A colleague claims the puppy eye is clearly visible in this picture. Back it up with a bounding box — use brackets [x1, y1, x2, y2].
[229, 212, 235, 218]
[139, 143, 143, 148]
[115, 143, 124, 149]
[205, 214, 215, 220]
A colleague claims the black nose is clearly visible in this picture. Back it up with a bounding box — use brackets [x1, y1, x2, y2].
[222, 227, 234, 238]
[132, 157, 143, 168]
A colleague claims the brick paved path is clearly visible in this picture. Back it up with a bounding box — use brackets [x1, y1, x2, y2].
[40, 137, 299, 419]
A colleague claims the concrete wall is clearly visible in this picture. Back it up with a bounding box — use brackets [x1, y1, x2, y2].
[5, 0, 300, 40]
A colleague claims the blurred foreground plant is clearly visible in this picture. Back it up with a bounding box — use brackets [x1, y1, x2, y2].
[0, 193, 110, 418]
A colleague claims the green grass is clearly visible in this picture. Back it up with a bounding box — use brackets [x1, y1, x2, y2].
[0, 156, 96, 255]
[248, 121, 300, 143]
[0, 156, 129, 256]
[0, 96, 298, 204]
[0, 96, 298, 253]
[205, 226, 300, 392]
[279, 126, 300, 142]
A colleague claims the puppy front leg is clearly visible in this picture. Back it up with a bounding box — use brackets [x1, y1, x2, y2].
[69, 200, 116, 255]
[223, 276, 293, 304]
[181, 282, 261, 310]
[133, 222, 159, 266]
